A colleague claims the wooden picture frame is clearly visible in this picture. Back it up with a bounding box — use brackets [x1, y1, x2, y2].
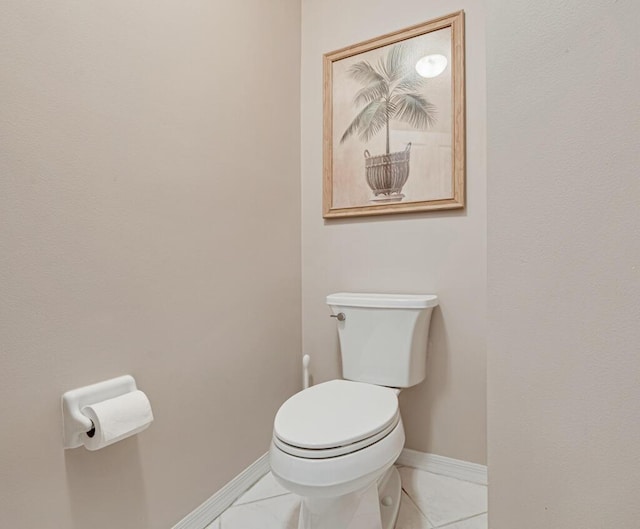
[323, 11, 465, 218]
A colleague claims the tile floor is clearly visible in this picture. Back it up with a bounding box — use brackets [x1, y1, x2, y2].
[206, 466, 487, 529]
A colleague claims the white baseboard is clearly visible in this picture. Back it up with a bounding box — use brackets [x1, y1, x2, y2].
[397, 448, 488, 485]
[171, 452, 270, 529]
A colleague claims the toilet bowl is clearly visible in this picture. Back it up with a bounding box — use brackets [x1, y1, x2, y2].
[270, 292, 438, 529]
[270, 380, 405, 529]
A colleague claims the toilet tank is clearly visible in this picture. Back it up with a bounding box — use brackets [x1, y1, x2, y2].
[326, 293, 438, 388]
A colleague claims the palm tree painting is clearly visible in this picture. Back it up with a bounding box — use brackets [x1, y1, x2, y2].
[324, 14, 465, 218]
[339, 42, 438, 202]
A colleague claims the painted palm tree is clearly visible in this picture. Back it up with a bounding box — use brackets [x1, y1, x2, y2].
[340, 43, 437, 199]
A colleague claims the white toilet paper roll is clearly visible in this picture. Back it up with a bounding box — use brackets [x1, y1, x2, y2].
[81, 390, 154, 451]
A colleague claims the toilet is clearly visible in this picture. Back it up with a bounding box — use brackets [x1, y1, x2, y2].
[270, 292, 438, 529]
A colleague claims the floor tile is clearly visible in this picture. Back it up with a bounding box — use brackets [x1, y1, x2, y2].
[233, 472, 290, 506]
[398, 468, 487, 528]
[436, 513, 487, 529]
[395, 491, 432, 529]
[220, 493, 300, 529]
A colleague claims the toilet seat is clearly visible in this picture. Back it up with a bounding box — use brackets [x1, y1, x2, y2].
[273, 379, 399, 458]
[273, 413, 400, 458]
[270, 416, 405, 498]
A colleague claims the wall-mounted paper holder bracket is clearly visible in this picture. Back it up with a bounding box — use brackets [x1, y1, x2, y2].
[62, 374, 138, 449]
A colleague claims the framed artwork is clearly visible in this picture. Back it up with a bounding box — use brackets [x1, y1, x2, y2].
[323, 11, 465, 218]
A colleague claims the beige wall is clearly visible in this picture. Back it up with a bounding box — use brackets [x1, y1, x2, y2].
[302, 1, 487, 464]
[487, 0, 640, 526]
[0, 1, 301, 527]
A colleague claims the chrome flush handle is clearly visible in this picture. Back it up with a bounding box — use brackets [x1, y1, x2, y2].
[330, 312, 346, 322]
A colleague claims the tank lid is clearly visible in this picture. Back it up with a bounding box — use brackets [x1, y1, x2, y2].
[326, 292, 438, 309]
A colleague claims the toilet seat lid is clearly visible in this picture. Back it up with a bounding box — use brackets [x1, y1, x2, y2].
[274, 379, 399, 450]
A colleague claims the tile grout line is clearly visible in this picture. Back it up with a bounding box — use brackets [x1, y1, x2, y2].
[230, 491, 293, 509]
[431, 511, 488, 529]
[401, 486, 434, 527]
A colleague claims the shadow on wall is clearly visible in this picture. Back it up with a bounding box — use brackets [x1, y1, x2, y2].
[398, 305, 448, 450]
[65, 437, 149, 529]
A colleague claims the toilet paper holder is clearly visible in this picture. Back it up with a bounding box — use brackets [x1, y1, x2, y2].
[61, 375, 138, 449]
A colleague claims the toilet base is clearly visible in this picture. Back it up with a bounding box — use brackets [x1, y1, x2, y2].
[378, 466, 402, 529]
[297, 466, 401, 529]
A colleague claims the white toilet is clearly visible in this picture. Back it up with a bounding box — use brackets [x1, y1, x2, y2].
[270, 292, 438, 529]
